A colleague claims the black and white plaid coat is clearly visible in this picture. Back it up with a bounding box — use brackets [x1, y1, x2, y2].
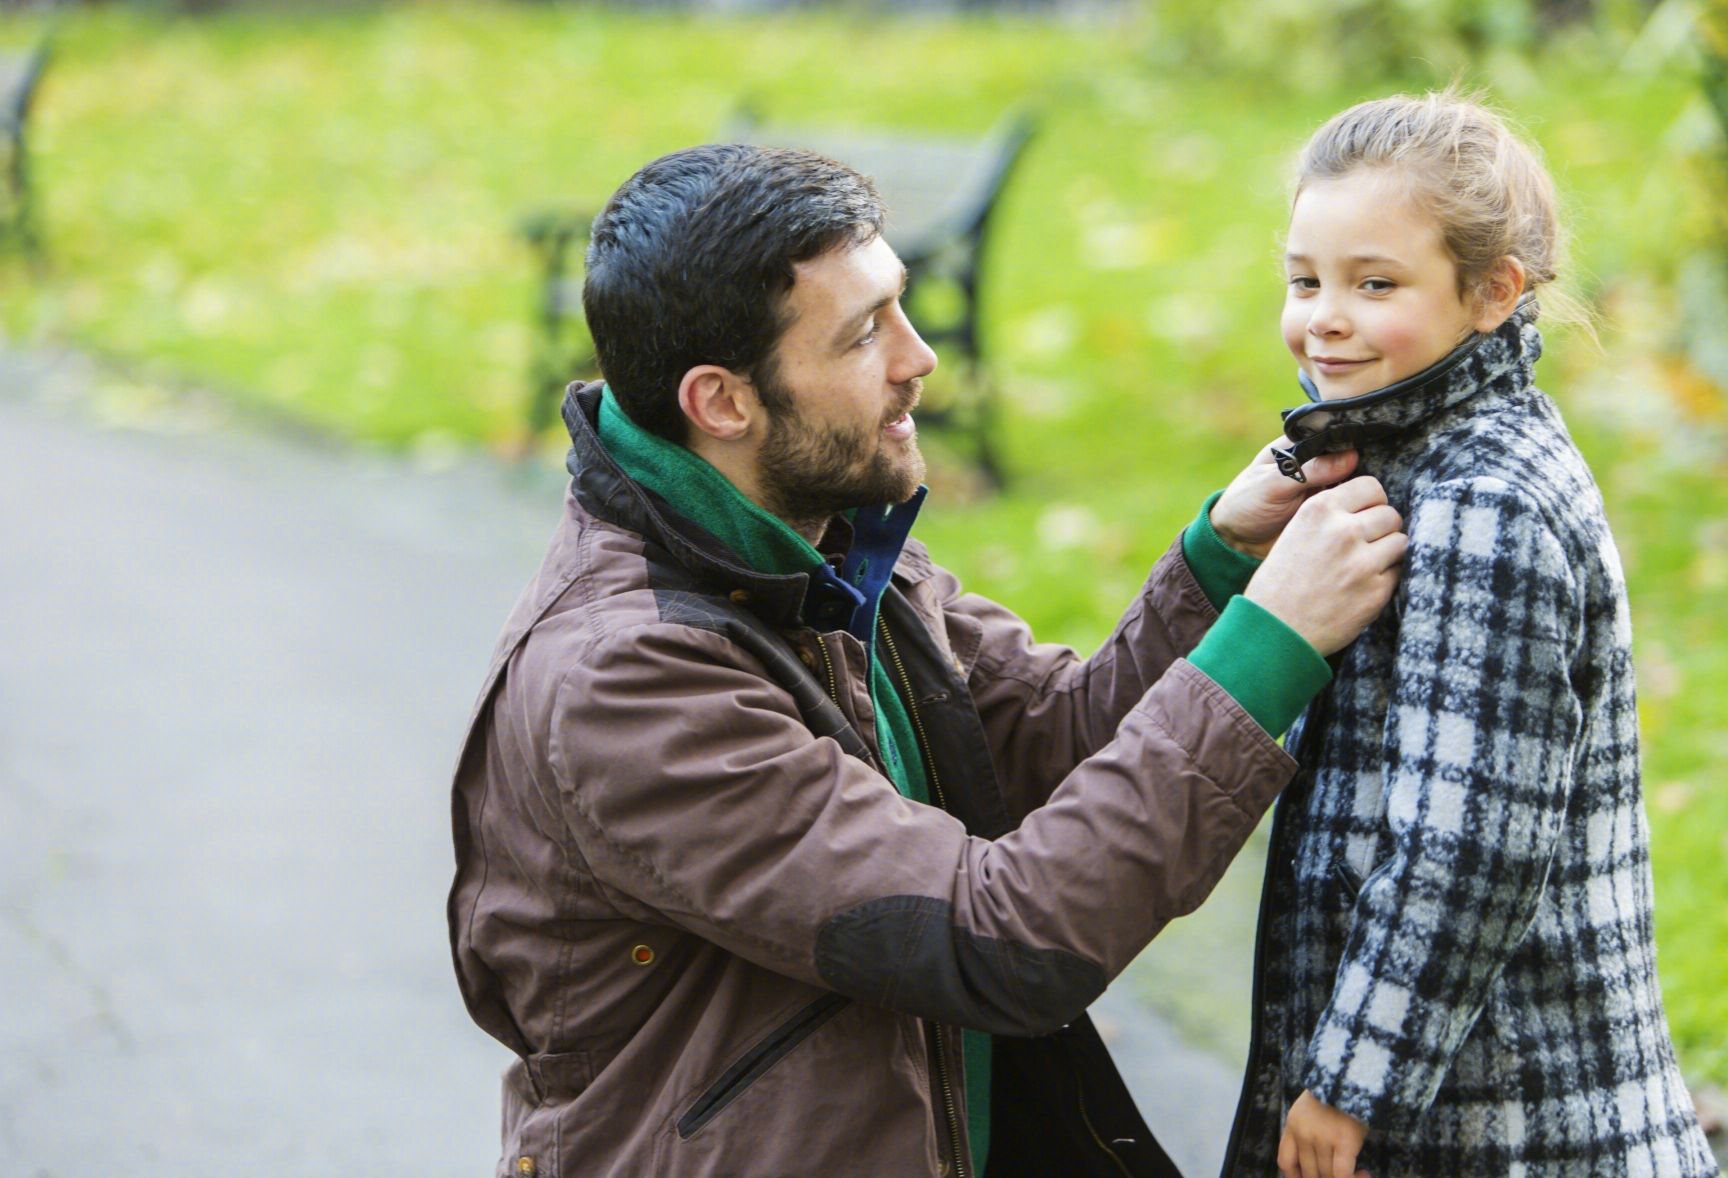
[1222, 308, 1717, 1176]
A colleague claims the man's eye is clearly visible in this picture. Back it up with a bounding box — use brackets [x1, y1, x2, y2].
[1362, 278, 1396, 293]
[857, 323, 879, 346]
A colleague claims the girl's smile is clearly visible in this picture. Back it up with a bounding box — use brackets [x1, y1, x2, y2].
[1282, 170, 1491, 401]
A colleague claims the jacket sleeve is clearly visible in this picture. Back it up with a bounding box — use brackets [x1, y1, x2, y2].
[553, 619, 1294, 1038]
[939, 532, 1222, 819]
[1301, 477, 1583, 1134]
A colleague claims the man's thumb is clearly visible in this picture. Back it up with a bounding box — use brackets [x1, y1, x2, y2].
[1300, 449, 1360, 487]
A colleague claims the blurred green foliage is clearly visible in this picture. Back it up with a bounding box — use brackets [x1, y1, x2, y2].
[1, 0, 1724, 1087]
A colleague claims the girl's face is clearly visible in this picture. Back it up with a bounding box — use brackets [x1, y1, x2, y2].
[1282, 169, 1489, 402]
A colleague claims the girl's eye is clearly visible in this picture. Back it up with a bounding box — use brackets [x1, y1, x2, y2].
[1362, 278, 1396, 293]
[1288, 276, 1319, 291]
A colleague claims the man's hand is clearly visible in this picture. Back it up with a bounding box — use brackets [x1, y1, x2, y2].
[1244, 475, 1406, 656]
[1210, 442, 1362, 559]
[1278, 1090, 1370, 1178]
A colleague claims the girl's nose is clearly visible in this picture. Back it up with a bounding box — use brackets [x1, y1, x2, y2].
[1307, 298, 1351, 338]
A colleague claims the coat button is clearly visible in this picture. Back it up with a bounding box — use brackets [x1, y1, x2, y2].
[517, 1158, 536, 1177]
[631, 944, 655, 966]
[729, 589, 751, 605]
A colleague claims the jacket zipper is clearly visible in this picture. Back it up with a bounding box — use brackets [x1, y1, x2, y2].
[877, 619, 948, 811]
[676, 993, 849, 1139]
[816, 634, 841, 713]
[879, 618, 967, 1177]
[886, 620, 1126, 1177]
[930, 1024, 968, 1178]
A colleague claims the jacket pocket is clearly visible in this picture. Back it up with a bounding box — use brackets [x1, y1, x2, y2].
[1331, 857, 1363, 904]
[524, 1049, 594, 1105]
[675, 993, 849, 1139]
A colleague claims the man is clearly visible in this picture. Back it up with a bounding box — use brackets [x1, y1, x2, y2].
[448, 145, 1406, 1178]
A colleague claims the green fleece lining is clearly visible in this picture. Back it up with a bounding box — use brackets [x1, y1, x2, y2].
[597, 388, 927, 796]
[1182, 489, 1263, 614]
[598, 388, 824, 572]
[1188, 596, 1333, 739]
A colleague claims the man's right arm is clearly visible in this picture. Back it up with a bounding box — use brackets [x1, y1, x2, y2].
[554, 478, 1404, 1035]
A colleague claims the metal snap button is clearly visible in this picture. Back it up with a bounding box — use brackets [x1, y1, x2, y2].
[631, 944, 655, 966]
[517, 1157, 536, 1177]
[729, 589, 751, 605]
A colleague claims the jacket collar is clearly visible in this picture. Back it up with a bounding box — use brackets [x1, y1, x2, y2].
[1271, 299, 1543, 480]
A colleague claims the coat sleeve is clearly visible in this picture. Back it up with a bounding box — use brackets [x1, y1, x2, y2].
[938, 532, 1221, 819]
[1301, 476, 1584, 1135]
[553, 617, 1293, 1038]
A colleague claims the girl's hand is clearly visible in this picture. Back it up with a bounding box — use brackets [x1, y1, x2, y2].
[1211, 443, 1360, 559]
[1278, 1090, 1370, 1178]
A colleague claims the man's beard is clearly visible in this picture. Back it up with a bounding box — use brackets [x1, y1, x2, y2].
[754, 375, 926, 532]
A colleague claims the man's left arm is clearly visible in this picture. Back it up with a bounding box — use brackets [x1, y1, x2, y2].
[949, 446, 1356, 814]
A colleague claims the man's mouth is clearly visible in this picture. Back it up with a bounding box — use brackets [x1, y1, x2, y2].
[882, 383, 921, 439]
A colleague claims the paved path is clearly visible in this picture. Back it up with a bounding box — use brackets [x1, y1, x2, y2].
[0, 348, 1241, 1176]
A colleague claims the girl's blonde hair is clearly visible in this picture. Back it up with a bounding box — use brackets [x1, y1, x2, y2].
[1296, 88, 1590, 331]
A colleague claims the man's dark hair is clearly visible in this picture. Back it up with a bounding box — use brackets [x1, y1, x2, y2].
[582, 144, 886, 443]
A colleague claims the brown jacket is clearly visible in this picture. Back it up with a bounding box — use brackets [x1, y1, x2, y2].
[448, 384, 1298, 1177]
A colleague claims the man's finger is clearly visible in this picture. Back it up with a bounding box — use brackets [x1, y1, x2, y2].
[1356, 504, 1403, 543]
[1368, 530, 1410, 571]
[1321, 474, 1389, 513]
[1298, 448, 1360, 488]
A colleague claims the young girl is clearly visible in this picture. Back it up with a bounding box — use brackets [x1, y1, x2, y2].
[1221, 92, 1718, 1178]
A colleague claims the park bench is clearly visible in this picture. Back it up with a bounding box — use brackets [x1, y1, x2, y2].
[520, 111, 1035, 486]
[1, 36, 51, 254]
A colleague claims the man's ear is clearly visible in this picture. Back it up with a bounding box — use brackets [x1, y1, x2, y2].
[1472, 256, 1528, 333]
[678, 365, 757, 443]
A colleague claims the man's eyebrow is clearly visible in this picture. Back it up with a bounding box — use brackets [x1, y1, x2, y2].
[830, 266, 910, 350]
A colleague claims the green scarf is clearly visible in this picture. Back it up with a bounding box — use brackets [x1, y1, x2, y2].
[596, 388, 990, 1169]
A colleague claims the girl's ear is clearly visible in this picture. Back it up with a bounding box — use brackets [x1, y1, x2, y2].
[1472, 256, 1528, 333]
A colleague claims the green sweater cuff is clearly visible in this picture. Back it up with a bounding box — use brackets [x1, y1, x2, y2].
[1188, 596, 1332, 739]
[1182, 490, 1262, 614]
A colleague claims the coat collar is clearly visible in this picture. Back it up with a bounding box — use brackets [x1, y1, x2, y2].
[1271, 300, 1543, 480]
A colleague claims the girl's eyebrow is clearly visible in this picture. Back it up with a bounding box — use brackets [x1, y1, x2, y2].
[1284, 250, 1407, 266]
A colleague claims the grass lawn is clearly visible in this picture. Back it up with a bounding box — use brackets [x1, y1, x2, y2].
[3, 3, 1724, 1087]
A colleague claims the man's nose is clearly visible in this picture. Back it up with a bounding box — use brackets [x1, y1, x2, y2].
[894, 322, 939, 384]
